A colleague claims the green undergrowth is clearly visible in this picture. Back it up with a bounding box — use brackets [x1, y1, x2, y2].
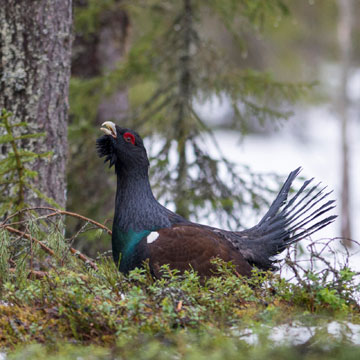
[1, 222, 360, 358]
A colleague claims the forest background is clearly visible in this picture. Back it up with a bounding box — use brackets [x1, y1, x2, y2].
[1, 0, 360, 358]
[67, 0, 360, 255]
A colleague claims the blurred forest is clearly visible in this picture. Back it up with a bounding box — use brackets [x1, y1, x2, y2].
[1, 0, 359, 254]
[67, 0, 360, 255]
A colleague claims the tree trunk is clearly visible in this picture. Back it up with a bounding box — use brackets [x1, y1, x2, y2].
[0, 0, 72, 209]
[96, 9, 130, 124]
[67, 2, 130, 254]
[337, 0, 353, 245]
[72, 4, 130, 124]
[174, 0, 193, 219]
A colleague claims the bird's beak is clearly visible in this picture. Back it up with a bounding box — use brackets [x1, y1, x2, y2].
[100, 121, 117, 138]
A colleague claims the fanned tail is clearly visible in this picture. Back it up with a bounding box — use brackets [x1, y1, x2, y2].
[234, 168, 337, 270]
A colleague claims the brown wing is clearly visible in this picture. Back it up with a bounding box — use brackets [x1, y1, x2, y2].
[147, 225, 252, 278]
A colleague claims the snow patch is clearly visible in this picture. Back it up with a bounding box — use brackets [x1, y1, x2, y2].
[232, 321, 360, 346]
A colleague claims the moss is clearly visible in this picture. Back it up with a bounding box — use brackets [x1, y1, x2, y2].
[0, 222, 359, 354]
[0, 258, 359, 350]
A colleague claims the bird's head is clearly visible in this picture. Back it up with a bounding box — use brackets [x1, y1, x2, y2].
[96, 121, 149, 174]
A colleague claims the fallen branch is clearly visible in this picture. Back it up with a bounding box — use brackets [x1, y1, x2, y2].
[9, 267, 48, 279]
[1, 207, 112, 235]
[69, 247, 99, 271]
[5, 226, 55, 257]
[4, 226, 98, 271]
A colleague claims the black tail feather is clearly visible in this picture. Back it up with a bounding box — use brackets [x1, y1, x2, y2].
[259, 167, 302, 223]
[233, 168, 337, 270]
[282, 190, 333, 227]
[285, 215, 337, 244]
[286, 200, 336, 234]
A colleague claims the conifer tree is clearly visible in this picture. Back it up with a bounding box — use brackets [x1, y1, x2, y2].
[0, 1, 72, 210]
[70, 0, 309, 235]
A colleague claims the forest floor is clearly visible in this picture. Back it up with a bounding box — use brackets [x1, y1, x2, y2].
[1, 221, 360, 360]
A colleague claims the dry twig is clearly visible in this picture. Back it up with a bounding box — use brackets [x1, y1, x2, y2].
[1, 206, 112, 235]
[4, 226, 98, 271]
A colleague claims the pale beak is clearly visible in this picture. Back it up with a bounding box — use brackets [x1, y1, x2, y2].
[100, 121, 117, 138]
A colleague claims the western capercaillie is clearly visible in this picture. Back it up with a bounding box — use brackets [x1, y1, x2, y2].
[97, 121, 336, 278]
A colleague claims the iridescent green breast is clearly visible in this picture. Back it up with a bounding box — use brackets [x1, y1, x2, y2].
[112, 227, 151, 273]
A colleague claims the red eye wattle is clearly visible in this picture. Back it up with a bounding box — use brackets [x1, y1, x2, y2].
[123, 132, 135, 145]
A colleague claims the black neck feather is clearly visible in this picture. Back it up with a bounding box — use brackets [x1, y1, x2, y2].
[113, 166, 171, 233]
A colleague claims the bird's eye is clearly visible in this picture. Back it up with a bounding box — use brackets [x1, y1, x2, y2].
[123, 132, 135, 145]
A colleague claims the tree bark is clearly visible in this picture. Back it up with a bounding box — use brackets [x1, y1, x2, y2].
[337, 0, 353, 245]
[0, 0, 72, 209]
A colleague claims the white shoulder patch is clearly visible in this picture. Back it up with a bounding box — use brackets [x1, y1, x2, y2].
[147, 231, 159, 244]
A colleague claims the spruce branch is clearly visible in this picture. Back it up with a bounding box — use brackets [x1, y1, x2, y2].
[0, 109, 59, 220]
[4, 225, 99, 271]
[2, 206, 112, 235]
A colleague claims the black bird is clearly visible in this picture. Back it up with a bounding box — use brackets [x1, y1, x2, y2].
[97, 121, 336, 278]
